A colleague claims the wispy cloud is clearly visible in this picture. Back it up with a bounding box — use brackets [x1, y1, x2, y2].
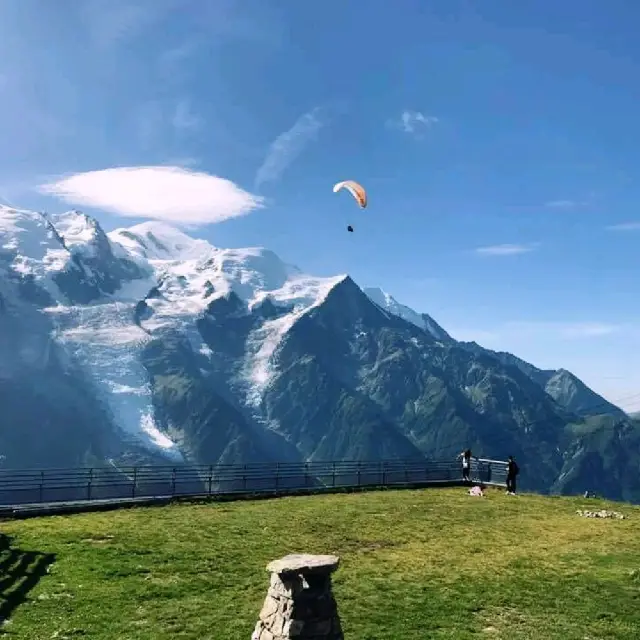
[606, 221, 640, 231]
[172, 99, 203, 132]
[450, 321, 621, 345]
[475, 243, 538, 256]
[157, 39, 204, 87]
[133, 98, 202, 145]
[545, 199, 581, 209]
[39, 166, 264, 227]
[134, 101, 165, 146]
[196, 0, 284, 46]
[544, 192, 598, 210]
[254, 107, 326, 189]
[504, 321, 620, 339]
[388, 110, 439, 137]
[158, 40, 201, 72]
[80, 0, 179, 50]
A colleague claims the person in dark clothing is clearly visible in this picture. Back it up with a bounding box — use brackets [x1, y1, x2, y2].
[458, 449, 472, 483]
[506, 456, 519, 494]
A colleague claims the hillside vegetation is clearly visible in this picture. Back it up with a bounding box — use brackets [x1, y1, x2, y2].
[1, 488, 639, 639]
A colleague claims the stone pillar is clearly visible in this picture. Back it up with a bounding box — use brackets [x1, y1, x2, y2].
[251, 553, 343, 639]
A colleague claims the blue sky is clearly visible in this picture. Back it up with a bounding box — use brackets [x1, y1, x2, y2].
[1, 0, 640, 411]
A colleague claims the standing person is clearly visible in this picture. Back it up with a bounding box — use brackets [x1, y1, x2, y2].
[506, 456, 519, 495]
[458, 449, 472, 483]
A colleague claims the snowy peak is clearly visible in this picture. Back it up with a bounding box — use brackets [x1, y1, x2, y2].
[362, 286, 451, 341]
[1, 205, 57, 257]
[108, 221, 214, 262]
[0, 205, 72, 278]
[364, 287, 425, 328]
[51, 210, 101, 249]
[199, 246, 304, 304]
[108, 222, 307, 304]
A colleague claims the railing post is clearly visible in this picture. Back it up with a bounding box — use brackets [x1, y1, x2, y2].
[171, 468, 176, 496]
[357, 461, 361, 487]
[304, 462, 309, 488]
[132, 467, 138, 498]
[404, 463, 409, 485]
[487, 462, 492, 483]
[208, 465, 213, 495]
[87, 468, 93, 501]
[275, 463, 280, 491]
[382, 461, 387, 487]
[332, 462, 336, 488]
[243, 464, 247, 492]
[39, 470, 44, 503]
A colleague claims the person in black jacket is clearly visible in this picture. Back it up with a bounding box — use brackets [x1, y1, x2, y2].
[506, 456, 519, 494]
[458, 449, 472, 483]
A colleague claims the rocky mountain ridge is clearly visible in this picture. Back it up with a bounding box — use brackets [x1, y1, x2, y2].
[0, 205, 638, 501]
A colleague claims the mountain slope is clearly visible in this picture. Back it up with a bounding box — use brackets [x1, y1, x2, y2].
[0, 205, 636, 501]
[553, 414, 640, 502]
[457, 342, 626, 418]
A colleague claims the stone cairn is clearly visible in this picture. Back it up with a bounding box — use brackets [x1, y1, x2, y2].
[251, 553, 343, 640]
[576, 509, 625, 520]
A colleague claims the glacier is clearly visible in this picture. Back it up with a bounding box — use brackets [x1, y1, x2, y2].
[0, 207, 354, 459]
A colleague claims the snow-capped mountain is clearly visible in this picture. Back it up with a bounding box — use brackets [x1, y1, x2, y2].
[363, 287, 452, 342]
[1, 206, 637, 501]
[1, 206, 346, 464]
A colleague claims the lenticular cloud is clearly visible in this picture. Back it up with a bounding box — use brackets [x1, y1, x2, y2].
[40, 165, 265, 226]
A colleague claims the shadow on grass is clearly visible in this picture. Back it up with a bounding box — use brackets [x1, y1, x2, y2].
[0, 533, 55, 625]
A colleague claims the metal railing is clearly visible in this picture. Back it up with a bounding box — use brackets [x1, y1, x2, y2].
[0, 457, 507, 508]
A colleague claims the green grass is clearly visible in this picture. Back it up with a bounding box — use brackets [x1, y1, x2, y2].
[1, 487, 640, 639]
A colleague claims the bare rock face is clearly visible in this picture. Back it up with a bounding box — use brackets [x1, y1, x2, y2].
[252, 554, 343, 639]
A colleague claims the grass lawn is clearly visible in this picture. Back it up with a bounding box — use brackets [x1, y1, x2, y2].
[1, 487, 639, 639]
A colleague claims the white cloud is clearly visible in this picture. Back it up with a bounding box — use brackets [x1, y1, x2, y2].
[389, 110, 439, 136]
[254, 107, 325, 189]
[607, 221, 640, 231]
[475, 243, 538, 256]
[39, 166, 264, 227]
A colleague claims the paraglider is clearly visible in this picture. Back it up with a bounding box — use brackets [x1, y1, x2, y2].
[333, 180, 367, 232]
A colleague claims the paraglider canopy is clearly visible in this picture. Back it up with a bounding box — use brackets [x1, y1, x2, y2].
[333, 180, 367, 209]
[333, 180, 367, 233]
